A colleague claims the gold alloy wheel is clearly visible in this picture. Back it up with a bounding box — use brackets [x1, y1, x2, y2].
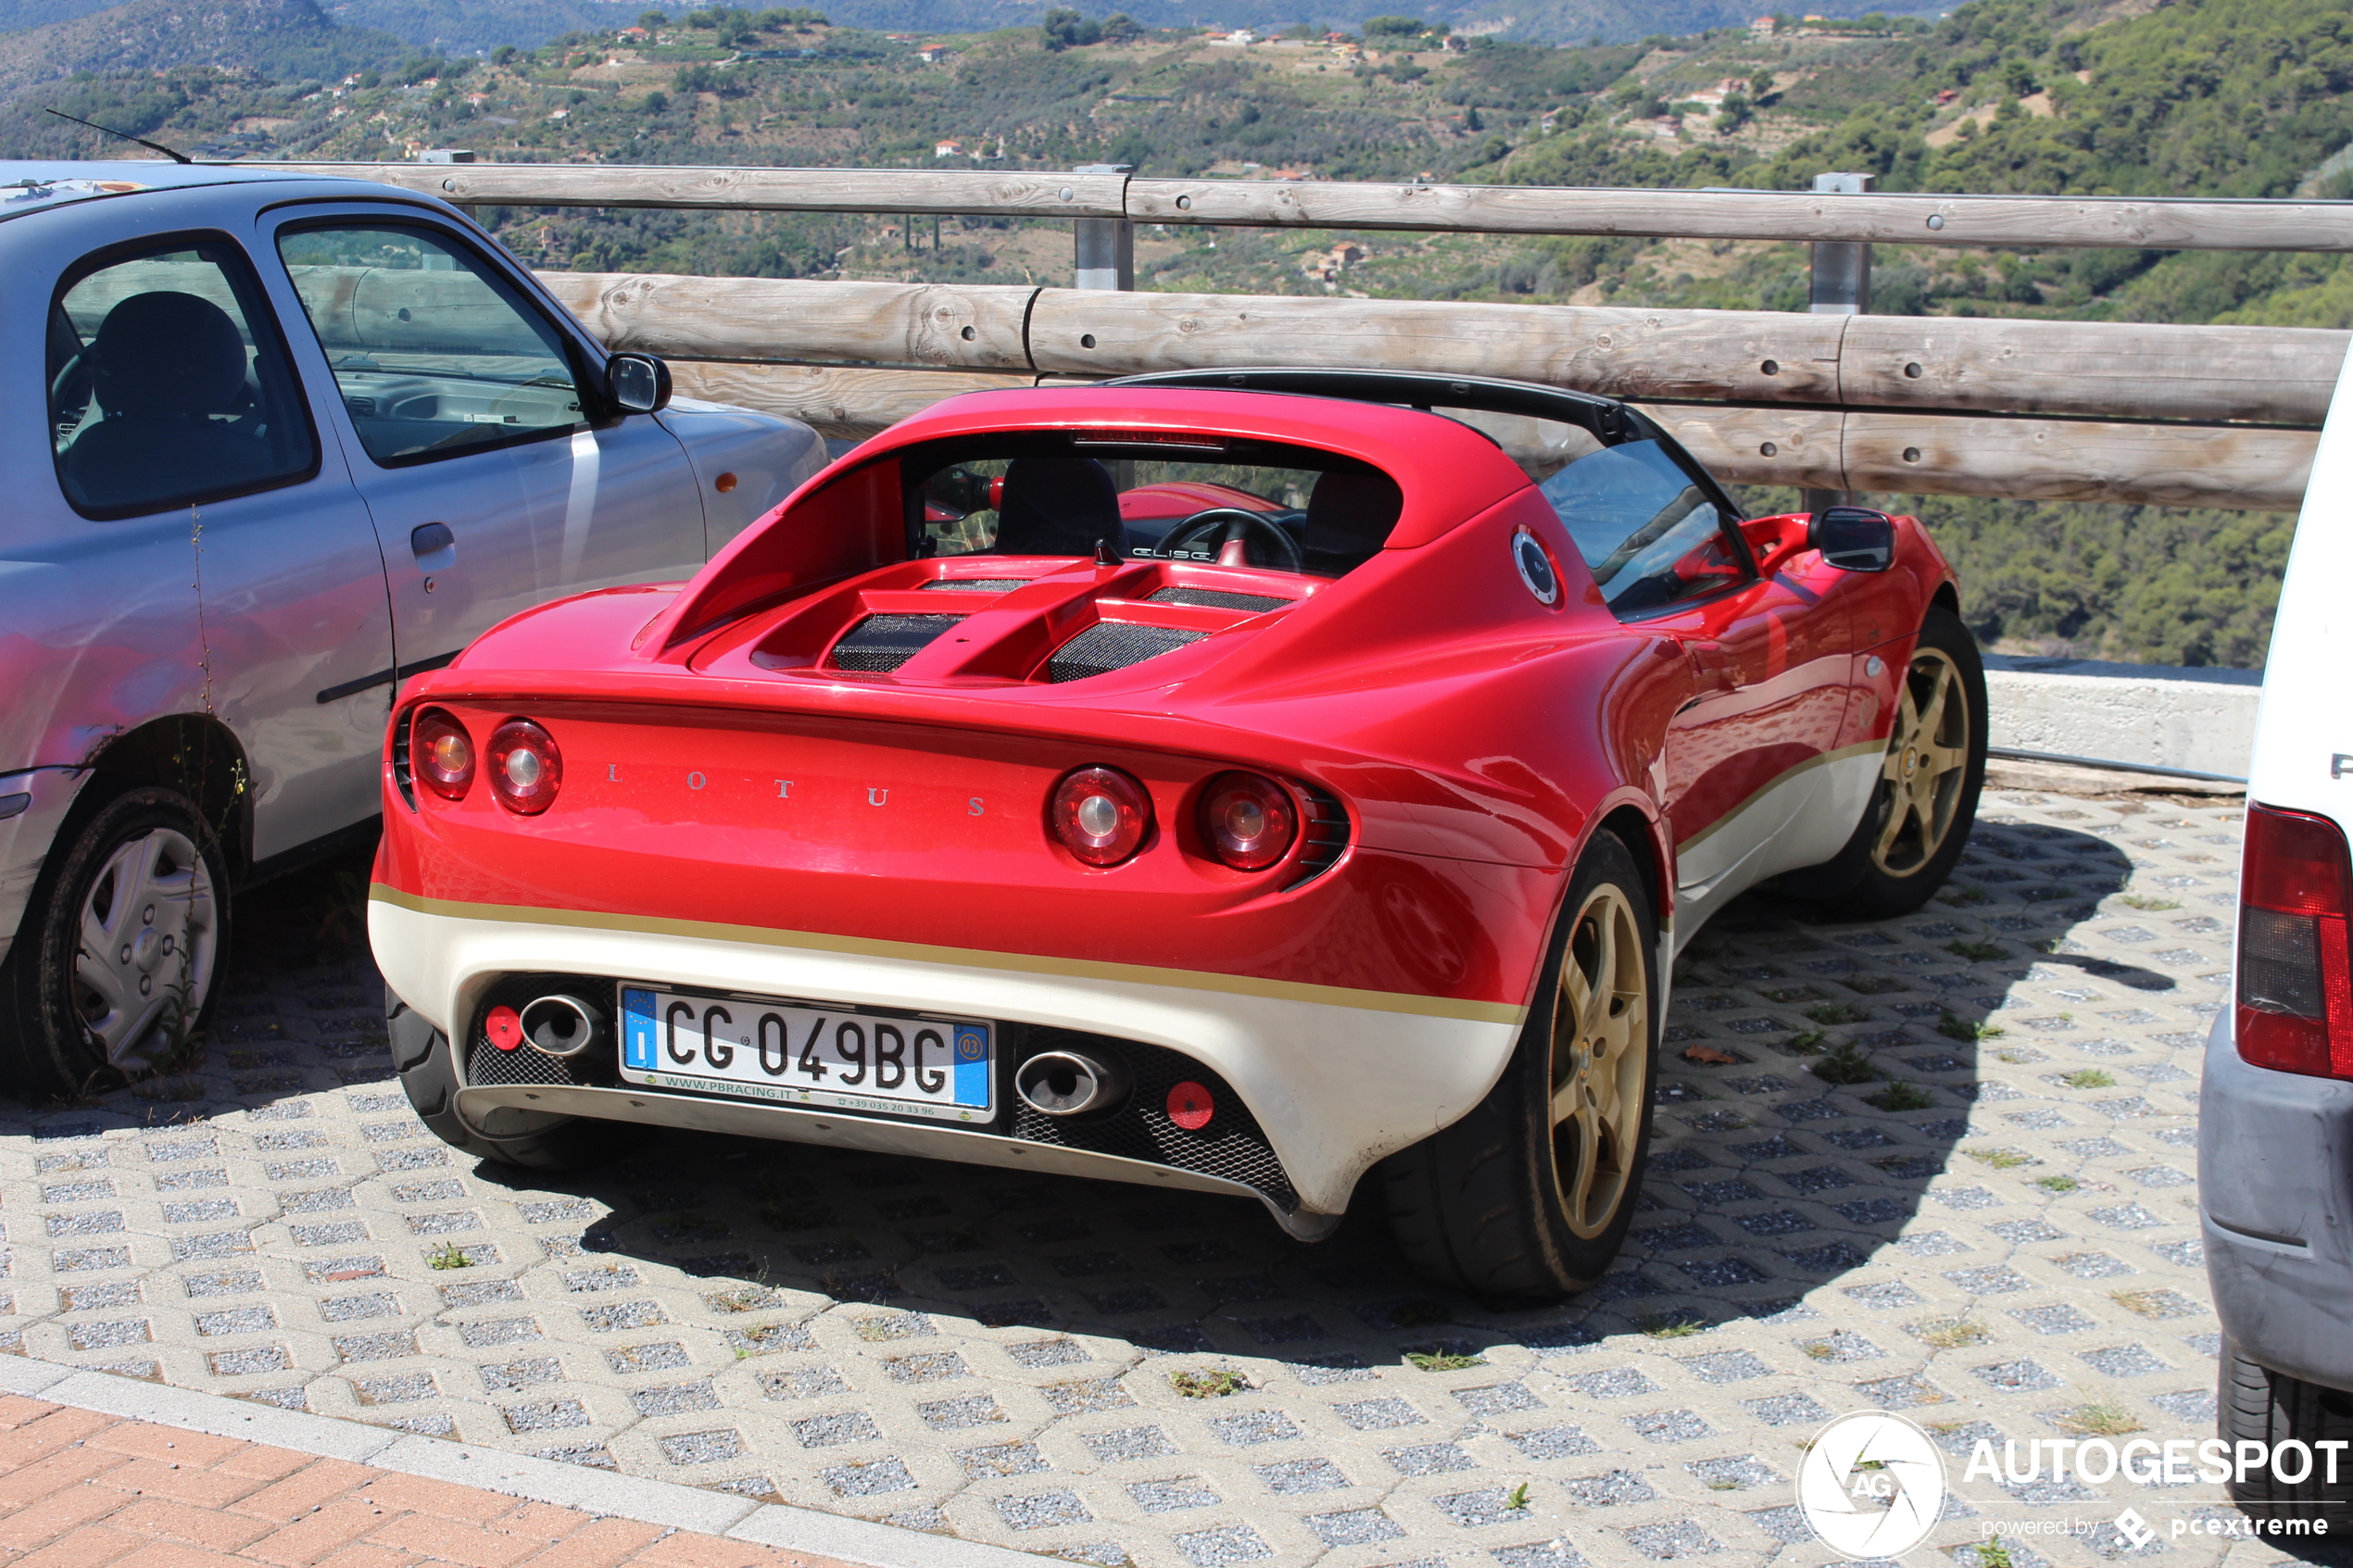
[1550, 883, 1650, 1239]
[1874, 646, 1971, 878]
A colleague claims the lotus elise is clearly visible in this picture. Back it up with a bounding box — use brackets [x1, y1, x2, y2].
[369, 369, 1984, 1298]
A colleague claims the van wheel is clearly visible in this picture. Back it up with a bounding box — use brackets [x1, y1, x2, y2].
[2221, 1340, 2353, 1527]
[1784, 606, 1987, 920]
[1379, 829, 1656, 1300]
[387, 988, 618, 1172]
[0, 786, 229, 1101]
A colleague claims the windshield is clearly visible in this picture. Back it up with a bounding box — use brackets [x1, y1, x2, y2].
[911, 439, 1401, 579]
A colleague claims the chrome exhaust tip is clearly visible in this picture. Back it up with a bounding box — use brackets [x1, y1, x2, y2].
[1014, 1048, 1131, 1117]
[519, 994, 606, 1059]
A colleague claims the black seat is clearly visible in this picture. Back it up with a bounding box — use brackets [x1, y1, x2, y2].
[1302, 468, 1403, 576]
[60, 291, 273, 512]
[992, 458, 1127, 558]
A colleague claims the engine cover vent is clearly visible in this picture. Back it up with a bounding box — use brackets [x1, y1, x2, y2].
[827, 614, 963, 672]
[1047, 622, 1206, 683]
[1147, 586, 1290, 613]
[922, 579, 1032, 594]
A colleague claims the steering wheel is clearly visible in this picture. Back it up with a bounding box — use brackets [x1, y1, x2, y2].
[49, 350, 93, 440]
[1156, 507, 1304, 573]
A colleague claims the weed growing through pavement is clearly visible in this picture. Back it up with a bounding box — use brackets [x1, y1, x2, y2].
[1977, 1538, 2014, 1568]
[1504, 1482, 1531, 1511]
[2059, 1069, 2117, 1089]
[2034, 1174, 2081, 1194]
[1913, 1318, 1990, 1348]
[2056, 1400, 2146, 1437]
[1868, 1080, 1936, 1111]
[1946, 938, 2005, 961]
[1405, 1349, 1487, 1372]
[426, 1242, 472, 1270]
[2116, 895, 2181, 911]
[1806, 1001, 1870, 1025]
[1639, 1315, 1706, 1338]
[1938, 1011, 2005, 1042]
[1169, 1369, 1249, 1399]
[1811, 1042, 1877, 1085]
[2112, 1289, 2183, 1319]
[1967, 1147, 2036, 1169]
[1783, 1028, 1828, 1054]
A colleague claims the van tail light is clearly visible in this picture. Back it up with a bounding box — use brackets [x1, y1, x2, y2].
[486, 719, 563, 816]
[1199, 771, 1298, 871]
[412, 708, 474, 801]
[2237, 802, 2353, 1080]
[1050, 766, 1152, 866]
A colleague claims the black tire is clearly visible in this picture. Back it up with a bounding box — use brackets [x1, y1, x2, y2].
[2221, 1340, 2353, 1527]
[1782, 604, 1988, 920]
[0, 785, 231, 1101]
[1379, 829, 1658, 1300]
[387, 986, 618, 1171]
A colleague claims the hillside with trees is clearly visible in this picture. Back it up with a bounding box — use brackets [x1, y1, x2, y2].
[0, 0, 2338, 664]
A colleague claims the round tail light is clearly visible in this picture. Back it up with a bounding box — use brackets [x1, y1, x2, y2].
[1167, 1080, 1215, 1130]
[1050, 765, 1152, 867]
[412, 707, 474, 801]
[1200, 771, 1297, 871]
[486, 719, 563, 816]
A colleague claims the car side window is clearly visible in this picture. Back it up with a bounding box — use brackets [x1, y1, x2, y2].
[1538, 439, 1754, 617]
[275, 222, 587, 466]
[48, 239, 319, 519]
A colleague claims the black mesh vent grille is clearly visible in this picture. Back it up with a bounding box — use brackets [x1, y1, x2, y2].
[462, 972, 619, 1090]
[1289, 784, 1352, 889]
[922, 579, 1031, 594]
[1047, 622, 1206, 683]
[827, 614, 963, 672]
[1008, 1027, 1297, 1210]
[1147, 587, 1290, 613]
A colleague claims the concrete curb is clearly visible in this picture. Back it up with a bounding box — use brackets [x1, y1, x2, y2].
[0, 1350, 1042, 1568]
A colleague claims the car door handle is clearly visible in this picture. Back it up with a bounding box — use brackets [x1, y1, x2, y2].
[410, 522, 455, 572]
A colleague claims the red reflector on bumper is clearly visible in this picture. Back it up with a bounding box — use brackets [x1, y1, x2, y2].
[1168, 1080, 1214, 1130]
[486, 1006, 523, 1051]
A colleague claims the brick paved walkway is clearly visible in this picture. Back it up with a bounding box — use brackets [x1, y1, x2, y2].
[0, 787, 2319, 1568]
[0, 1394, 836, 1568]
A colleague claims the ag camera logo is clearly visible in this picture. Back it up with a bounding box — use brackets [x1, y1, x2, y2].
[1797, 1411, 1947, 1560]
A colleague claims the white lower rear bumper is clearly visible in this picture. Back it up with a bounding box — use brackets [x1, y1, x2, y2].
[369, 892, 1527, 1225]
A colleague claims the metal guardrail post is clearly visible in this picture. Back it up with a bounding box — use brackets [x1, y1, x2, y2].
[1805, 170, 1874, 514]
[1072, 163, 1135, 291]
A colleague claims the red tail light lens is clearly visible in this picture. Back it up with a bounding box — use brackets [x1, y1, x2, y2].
[2238, 802, 2353, 1080]
[1050, 766, 1152, 866]
[486, 719, 563, 816]
[412, 708, 474, 801]
[1199, 771, 1298, 871]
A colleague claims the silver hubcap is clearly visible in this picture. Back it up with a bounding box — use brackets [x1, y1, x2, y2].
[1873, 646, 1969, 878]
[1549, 884, 1649, 1239]
[73, 827, 217, 1067]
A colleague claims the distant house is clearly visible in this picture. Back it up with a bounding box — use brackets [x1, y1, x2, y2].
[1302, 241, 1368, 282]
[916, 45, 951, 61]
[1934, 87, 1959, 105]
[935, 140, 964, 157]
[1750, 14, 1776, 32]
[619, 25, 648, 38]
[1206, 28, 1256, 44]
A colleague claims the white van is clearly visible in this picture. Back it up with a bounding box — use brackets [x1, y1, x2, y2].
[2200, 361, 2353, 1524]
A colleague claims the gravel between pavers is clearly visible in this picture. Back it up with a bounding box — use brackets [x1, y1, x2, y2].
[0, 792, 2294, 1567]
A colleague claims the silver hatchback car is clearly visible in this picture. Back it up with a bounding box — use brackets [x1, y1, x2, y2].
[0, 160, 824, 1098]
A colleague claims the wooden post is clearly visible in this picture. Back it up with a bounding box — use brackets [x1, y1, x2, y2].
[1806, 171, 1873, 514]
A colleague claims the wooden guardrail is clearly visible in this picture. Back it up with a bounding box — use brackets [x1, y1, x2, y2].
[230, 160, 2349, 508]
[258, 161, 2353, 251]
[536, 273, 2327, 508]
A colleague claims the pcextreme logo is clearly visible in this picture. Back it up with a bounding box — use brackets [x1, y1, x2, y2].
[1796, 1411, 1948, 1561]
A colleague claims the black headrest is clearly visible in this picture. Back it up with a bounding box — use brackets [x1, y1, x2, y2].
[994, 458, 1127, 558]
[93, 292, 248, 419]
[1304, 468, 1403, 566]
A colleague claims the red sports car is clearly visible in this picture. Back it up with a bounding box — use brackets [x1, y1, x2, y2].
[369, 369, 1984, 1298]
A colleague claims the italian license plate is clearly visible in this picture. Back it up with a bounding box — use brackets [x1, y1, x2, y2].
[617, 985, 993, 1123]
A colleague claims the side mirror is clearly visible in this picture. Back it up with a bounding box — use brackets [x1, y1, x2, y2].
[605, 352, 673, 415]
[1809, 505, 1895, 572]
